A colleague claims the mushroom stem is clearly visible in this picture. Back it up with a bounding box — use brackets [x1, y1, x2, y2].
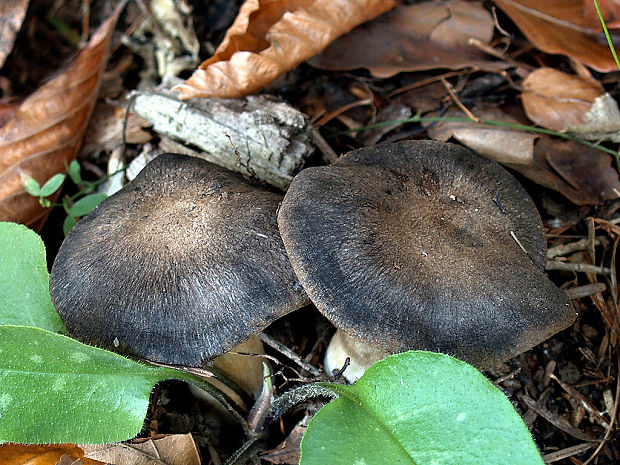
[324, 330, 390, 383]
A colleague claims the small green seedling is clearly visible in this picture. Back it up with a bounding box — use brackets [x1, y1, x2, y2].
[0, 222, 545, 464]
[21, 160, 113, 234]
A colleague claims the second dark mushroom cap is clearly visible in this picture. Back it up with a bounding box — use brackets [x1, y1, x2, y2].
[278, 140, 576, 369]
[50, 153, 309, 367]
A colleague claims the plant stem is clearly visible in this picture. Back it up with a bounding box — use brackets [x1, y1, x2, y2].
[593, 0, 620, 71]
[326, 115, 620, 170]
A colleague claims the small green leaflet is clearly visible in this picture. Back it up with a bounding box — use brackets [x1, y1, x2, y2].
[68, 193, 108, 217]
[21, 175, 41, 197]
[67, 160, 82, 184]
[39, 173, 66, 197]
[0, 325, 190, 443]
[0, 222, 65, 333]
[300, 351, 544, 465]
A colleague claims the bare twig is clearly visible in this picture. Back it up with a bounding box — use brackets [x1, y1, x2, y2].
[542, 443, 595, 463]
[519, 394, 598, 442]
[565, 283, 607, 299]
[259, 332, 321, 377]
[547, 238, 600, 259]
[546, 261, 611, 275]
[440, 77, 480, 122]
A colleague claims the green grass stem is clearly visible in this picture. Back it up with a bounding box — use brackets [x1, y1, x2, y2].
[593, 0, 620, 71]
[326, 115, 620, 171]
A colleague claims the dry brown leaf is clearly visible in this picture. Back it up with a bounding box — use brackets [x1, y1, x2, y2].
[427, 108, 539, 165]
[0, 4, 121, 230]
[81, 434, 200, 465]
[426, 107, 620, 205]
[522, 68, 620, 141]
[0, 0, 29, 69]
[0, 101, 19, 128]
[80, 103, 152, 157]
[522, 68, 604, 131]
[495, 0, 618, 72]
[173, 0, 397, 98]
[505, 138, 620, 205]
[0, 443, 105, 465]
[582, 0, 620, 30]
[310, 0, 506, 77]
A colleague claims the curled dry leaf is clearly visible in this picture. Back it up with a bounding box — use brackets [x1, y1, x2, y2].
[81, 433, 201, 465]
[495, 0, 618, 72]
[310, 0, 507, 77]
[426, 107, 620, 205]
[427, 107, 539, 165]
[505, 137, 620, 205]
[0, 0, 29, 69]
[173, 0, 397, 98]
[522, 67, 620, 141]
[0, 6, 120, 230]
[0, 443, 105, 465]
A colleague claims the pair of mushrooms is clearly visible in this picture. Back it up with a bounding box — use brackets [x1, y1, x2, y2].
[50, 141, 576, 388]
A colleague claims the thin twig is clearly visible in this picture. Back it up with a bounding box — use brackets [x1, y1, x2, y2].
[259, 332, 321, 376]
[542, 443, 595, 463]
[547, 238, 599, 259]
[510, 231, 528, 255]
[312, 127, 339, 163]
[581, 358, 620, 464]
[546, 261, 611, 275]
[387, 71, 464, 98]
[519, 394, 598, 442]
[565, 283, 607, 299]
[440, 77, 480, 122]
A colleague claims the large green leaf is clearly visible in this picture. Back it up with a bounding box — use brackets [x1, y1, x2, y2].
[300, 351, 544, 465]
[0, 222, 65, 333]
[0, 325, 189, 443]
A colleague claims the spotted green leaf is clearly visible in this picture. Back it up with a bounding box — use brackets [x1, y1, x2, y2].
[0, 325, 193, 443]
[300, 351, 544, 465]
[0, 222, 65, 333]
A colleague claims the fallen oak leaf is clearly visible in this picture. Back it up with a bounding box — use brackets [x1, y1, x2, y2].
[0, 443, 105, 465]
[310, 0, 507, 77]
[0, 2, 123, 230]
[81, 434, 201, 465]
[426, 107, 620, 205]
[495, 0, 618, 72]
[504, 137, 620, 205]
[173, 0, 397, 98]
[427, 107, 539, 165]
[522, 67, 620, 141]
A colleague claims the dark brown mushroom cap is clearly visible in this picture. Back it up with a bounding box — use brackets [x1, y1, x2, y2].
[50, 153, 309, 366]
[278, 140, 575, 369]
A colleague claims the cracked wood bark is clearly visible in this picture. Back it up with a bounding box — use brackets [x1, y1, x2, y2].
[131, 91, 314, 190]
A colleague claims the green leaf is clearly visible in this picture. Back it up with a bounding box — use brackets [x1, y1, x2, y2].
[300, 351, 544, 465]
[69, 193, 107, 217]
[67, 160, 82, 184]
[0, 222, 65, 333]
[0, 325, 187, 444]
[39, 173, 66, 197]
[63, 215, 77, 235]
[21, 175, 41, 197]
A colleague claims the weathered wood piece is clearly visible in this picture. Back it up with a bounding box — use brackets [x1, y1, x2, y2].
[131, 91, 314, 189]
